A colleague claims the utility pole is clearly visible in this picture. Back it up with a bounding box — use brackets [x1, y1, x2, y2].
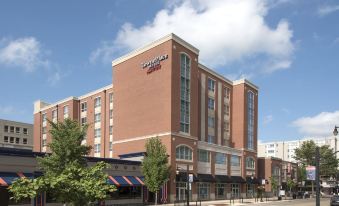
[315, 147, 320, 206]
[186, 164, 189, 206]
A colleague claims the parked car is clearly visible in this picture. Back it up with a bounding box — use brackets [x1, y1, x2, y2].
[330, 195, 339, 206]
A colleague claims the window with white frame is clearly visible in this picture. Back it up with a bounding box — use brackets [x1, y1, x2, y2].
[81, 117, 87, 126]
[198, 183, 210, 200]
[63, 106, 69, 116]
[94, 97, 101, 108]
[208, 97, 215, 110]
[198, 149, 210, 162]
[10, 137, 14, 143]
[81, 102, 87, 112]
[109, 142, 113, 151]
[225, 87, 230, 99]
[94, 144, 101, 153]
[208, 116, 215, 128]
[231, 155, 240, 167]
[94, 128, 101, 139]
[4, 136, 8, 143]
[207, 135, 215, 144]
[4, 126, 8, 133]
[52, 110, 57, 120]
[224, 104, 230, 115]
[10, 126, 14, 133]
[109, 109, 113, 119]
[94, 113, 101, 123]
[180, 53, 190, 133]
[42, 127, 47, 134]
[224, 121, 230, 132]
[216, 153, 227, 165]
[42, 139, 47, 147]
[109, 93, 113, 103]
[246, 157, 255, 169]
[208, 78, 215, 92]
[15, 127, 20, 134]
[23, 128, 28, 134]
[23, 138, 27, 144]
[42, 113, 47, 124]
[176, 145, 192, 161]
[109, 126, 113, 135]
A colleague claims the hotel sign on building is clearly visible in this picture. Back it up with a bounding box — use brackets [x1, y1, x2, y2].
[141, 54, 168, 74]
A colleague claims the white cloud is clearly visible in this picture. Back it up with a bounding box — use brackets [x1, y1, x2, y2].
[317, 5, 339, 16]
[0, 105, 25, 116]
[0, 37, 49, 72]
[91, 0, 294, 73]
[292, 111, 339, 137]
[263, 114, 273, 124]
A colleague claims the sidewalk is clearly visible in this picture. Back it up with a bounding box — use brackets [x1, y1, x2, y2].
[164, 197, 296, 206]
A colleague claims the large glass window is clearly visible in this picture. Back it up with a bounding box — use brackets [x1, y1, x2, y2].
[208, 97, 215, 110]
[246, 157, 255, 169]
[94, 128, 101, 139]
[207, 135, 215, 144]
[198, 149, 210, 162]
[176, 145, 192, 161]
[94, 113, 101, 123]
[216, 153, 227, 165]
[180, 54, 190, 133]
[225, 87, 230, 99]
[52, 110, 57, 121]
[198, 183, 210, 200]
[42, 113, 47, 124]
[63, 106, 69, 116]
[94, 144, 101, 153]
[208, 116, 215, 128]
[216, 183, 227, 199]
[247, 91, 255, 149]
[231, 155, 240, 167]
[231, 184, 240, 198]
[208, 78, 215, 92]
[109, 93, 113, 103]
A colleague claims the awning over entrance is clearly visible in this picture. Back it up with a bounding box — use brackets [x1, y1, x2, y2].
[215, 175, 232, 183]
[197, 174, 215, 182]
[175, 172, 197, 182]
[246, 176, 260, 184]
[108, 176, 144, 187]
[0, 172, 33, 186]
[230, 176, 246, 183]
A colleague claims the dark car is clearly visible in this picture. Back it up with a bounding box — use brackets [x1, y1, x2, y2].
[331, 195, 339, 206]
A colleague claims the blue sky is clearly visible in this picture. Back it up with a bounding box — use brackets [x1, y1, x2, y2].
[0, 0, 338, 142]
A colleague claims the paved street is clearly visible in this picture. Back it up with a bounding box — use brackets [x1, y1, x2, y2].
[248, 198, 330, 206]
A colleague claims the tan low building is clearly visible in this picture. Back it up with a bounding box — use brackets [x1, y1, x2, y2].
[0, 119, 33, 151]
[33, 34, 259, 203]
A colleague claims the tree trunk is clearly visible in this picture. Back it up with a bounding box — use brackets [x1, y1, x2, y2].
[155, 191, 158, 206]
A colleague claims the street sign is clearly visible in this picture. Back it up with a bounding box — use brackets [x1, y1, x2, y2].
[189, 174, 194, 183]
[306, 166, 316, 181]
[262, 179, 266, 185]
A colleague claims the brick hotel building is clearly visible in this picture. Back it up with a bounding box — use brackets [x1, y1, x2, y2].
[34, 34, 259, 203]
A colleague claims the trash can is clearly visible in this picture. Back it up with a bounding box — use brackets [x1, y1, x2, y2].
[278, 196, 282, 200]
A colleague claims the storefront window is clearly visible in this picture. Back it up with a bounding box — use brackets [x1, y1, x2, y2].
[198, 183, 210, 200]
[216, 183, 227, 199]
[231, 184, 240, 198]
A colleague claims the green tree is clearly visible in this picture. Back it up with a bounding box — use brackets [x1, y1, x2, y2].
[9, 119, 115, 206]
[141, 137, 170, 205]
[269, 176, 278, 196]
[286, 178, 297, 194]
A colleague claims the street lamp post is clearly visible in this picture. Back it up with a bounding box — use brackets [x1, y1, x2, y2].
[176, 165, 190, 206]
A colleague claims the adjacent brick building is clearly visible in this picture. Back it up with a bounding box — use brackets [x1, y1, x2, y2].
[34, 34, 259, 202]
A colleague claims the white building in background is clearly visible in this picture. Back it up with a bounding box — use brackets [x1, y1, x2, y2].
[258, 136, 339, 162]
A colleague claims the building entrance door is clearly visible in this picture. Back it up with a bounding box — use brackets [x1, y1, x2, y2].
[176, 182, 187, 200]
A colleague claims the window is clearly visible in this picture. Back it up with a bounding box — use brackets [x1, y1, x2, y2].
[176, 145, 192, 161]
[247, 91, 255, 150]
[216, 183, 227, 199]
[81, 102, 87, 112]
[109, 126, 113, 135]
[23, 128, 28, 134]
[208, 116, 215, 128]
[225, 87, 230, 99]
[246, 157, 255, 169]
[109, 109, 113, 119]
[81, 117, 87, 126]
[208, 97, 215, 110]
[4, 136, 9, 143]
[63, 106, 69, 116]
[224, 104, 230, 115]
[109, 93, 113, 103]
[23, 138, 27, 144]
[216, 153, 227, 165]
[15, 137, 20, 144]
[109, 142, 113, 151]
[94, 97, 101, 108]
[208, 78, 215, 92]
[42, 139, 47, 147]
[94, 144, 101, 153]
[4, 125, 8, 133]
[42, 127, 47, 134]
[231, 155, 240, 167]
[10, 126, 14, 133]
[52, 110, 57, 120]
[231, 184, 240, 198]
[42, 113, 47, 123]
[207, 135, 215, 144]
[15, 127, 20, 134]
[10, 137, 14, 143]
[180, 53, 190, 133]
[94, 113, 101, 123]
[224, 121, 230, 132]
[198, 149, 210, 162]
[198, 183, 210, 200]
[94, 128, 101, 139]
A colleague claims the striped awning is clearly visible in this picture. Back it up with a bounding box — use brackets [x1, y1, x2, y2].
[108, 176, 144, 187]
[0, 172, 33, 186]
